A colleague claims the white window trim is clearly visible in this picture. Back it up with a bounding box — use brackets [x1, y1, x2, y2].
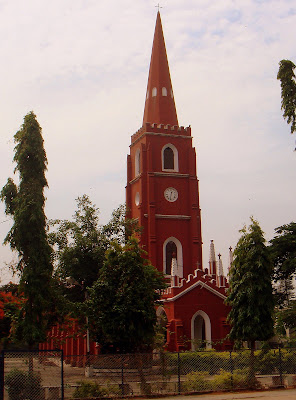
[161, 143, 179, 172]
[191, 310, 212, 351]
[163, 237, 183, 277]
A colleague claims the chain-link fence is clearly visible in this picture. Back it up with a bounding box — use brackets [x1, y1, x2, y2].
[0, 350, 63, 400]
[62, 349, 296, 398]
[1, 349, 296, 399]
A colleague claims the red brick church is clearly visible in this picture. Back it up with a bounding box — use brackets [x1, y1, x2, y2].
[41, 12, 231, 355]
[126, 11, 231, 351]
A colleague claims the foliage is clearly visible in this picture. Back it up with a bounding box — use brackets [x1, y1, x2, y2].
[182, 371, 210, 391]
[182, 368, 260, 392]
[274, 301, 296, 340]
[5, 369, 42, 400]
[0, 287, 24, 346]
[86, 237, 166, 353]
[277, 59, 296, 135]
[49, 195, 106, 305]
[101, 203, 141, 245]
[270, 222, 296, 284]
[49, 198, 140, 307]
[0, 112, 54, 347]
[269, 222, 296, 338]
[226, 218, 274, 346]
[73, 380, 107, 398]
[212, 368, 259, 390]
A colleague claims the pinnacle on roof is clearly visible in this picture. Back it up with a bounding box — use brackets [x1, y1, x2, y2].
[209, 240, 216, 263]
[143, 11, 178, 126]
[218, 254, 224, 277]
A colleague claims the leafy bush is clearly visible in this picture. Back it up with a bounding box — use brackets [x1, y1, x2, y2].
[211, 369, 246, 390]
[5, 369, 42, 400]
[256, 350, 278, 374]
[73, 381, 107, 398]
[168, 351, 231, 375]
[280, 349, 296, 374]
[182, 371, 210, 392]
[212, 369, 261, 390]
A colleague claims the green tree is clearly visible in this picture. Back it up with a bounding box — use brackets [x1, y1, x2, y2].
[49, 197, 139, 307]
[0, 112, 54, 347]
[270, 222, 296, 283]
[226, 218, 274, 345]
[101, 203, 140, 245]
[277, 59, 296, 135]
[49, 195, 106, 303]
[269, 222, 296, 340]
[86, 237, 166, 354]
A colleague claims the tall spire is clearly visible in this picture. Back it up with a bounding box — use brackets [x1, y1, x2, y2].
[143, 12, 178, 126]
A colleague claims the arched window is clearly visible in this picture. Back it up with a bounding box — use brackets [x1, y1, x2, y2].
[162, 87, 167, 96]
[191, 311, 212, 350]
[165, 241, 177, 275]
[164, 147, 174, 169]
[152, 87, 157, 97]
[135, 149, 140, 176]
[162, 144, 179, 172]
[163, 237, 183, 277]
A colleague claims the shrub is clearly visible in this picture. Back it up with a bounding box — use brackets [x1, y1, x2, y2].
[182, 371, 210, 392]
[280, 349, 296, 374]
[168, 351, 231, 375]
[5, 369, 42, 400]
[256, 350, 277, 374]
[73, 381, 107, 398]
[212, 368, 261, 390]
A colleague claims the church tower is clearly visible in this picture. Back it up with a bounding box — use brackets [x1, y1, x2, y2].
[126, 11, 203, 278]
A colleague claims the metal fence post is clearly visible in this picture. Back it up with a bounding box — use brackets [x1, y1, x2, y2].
[121, 358, 124, 396]
[61, 349, 64, 400]
[278, 347, 283, 386]
[177, 352, 181, 394]
[229, 350, 234, 390]
[0, 351, 4, 400]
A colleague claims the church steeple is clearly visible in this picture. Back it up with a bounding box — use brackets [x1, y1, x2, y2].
[143, 12, 178, 126]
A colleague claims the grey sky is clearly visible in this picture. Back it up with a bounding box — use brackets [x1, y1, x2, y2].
[1, 0, 295, 283]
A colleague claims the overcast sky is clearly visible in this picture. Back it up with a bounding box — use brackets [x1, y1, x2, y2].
[0, 0, 295, 283]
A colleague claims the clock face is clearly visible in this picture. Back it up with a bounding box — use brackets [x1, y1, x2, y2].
[164, 187, 178, 202]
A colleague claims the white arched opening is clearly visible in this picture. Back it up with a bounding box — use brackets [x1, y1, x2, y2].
[162, 87, 167, 96]
[152, 87, 157, 97]
[161, 143, 179, 172]
[191, 310, 212, 350]
[163, 237, 183, 277]
[135, 148, 140, 177]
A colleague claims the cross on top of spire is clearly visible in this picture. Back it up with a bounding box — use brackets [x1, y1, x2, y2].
[155, 3, 162, 12]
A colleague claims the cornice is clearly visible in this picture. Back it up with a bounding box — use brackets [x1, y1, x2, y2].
[130, 131, 192, 147]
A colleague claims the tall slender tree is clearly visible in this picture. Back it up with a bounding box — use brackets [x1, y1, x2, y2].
[277, 59, 296, 135]
[226, 218, 274, 347]
[1, 112, 53, 347]
[226, 218, 274, 384]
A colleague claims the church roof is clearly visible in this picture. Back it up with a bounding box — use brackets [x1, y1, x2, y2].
[143, 12, 178, 126]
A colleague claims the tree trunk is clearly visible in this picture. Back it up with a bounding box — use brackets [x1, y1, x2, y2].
[135, 354, 151, 395]
[247, 341, 258, 389]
